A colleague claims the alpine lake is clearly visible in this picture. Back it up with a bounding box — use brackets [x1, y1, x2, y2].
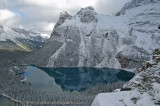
[22, 66, 134, 92]
[1, 65, 135, 105]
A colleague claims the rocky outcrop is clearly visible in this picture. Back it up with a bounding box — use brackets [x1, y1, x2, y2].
[77, 6, 98, 23]
[121, 49, 160, 105]
[54, 11, 72, 28]
[92, 49, 160, 105]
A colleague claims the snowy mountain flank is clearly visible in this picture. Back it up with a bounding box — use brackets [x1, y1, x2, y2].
[0, 25, 47, 52]
[92, 49, 160, 106]
[23, 0, 160, 72]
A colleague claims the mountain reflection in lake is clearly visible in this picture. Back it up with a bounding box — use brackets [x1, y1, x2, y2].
[24, 66, 134, 92]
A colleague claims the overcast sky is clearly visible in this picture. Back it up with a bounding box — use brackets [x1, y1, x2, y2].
[0, 0, 131, 36]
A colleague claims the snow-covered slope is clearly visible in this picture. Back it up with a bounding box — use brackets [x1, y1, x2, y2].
[92, 49, 160, 106]
[116, 0, 160, 15]
[23, 0, 160, 72]
[0, 25, 47, 52]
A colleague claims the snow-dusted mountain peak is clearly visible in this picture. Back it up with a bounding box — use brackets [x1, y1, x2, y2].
[23, 1, 160, 72]
[60, 11, 71, 18]
[77, 6, 96, 15]
[76, 6, 98, 23]
[54, 11, 72, 28]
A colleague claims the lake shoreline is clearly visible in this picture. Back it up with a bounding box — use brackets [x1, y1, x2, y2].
[0, 93, 22, 106]
[0, 57, 134, 106]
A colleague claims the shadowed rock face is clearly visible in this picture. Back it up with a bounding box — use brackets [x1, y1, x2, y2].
[23, 2, 160, 72]
[0, 25, 3, 29]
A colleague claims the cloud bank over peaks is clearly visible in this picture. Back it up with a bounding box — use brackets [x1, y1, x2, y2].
[0, 0, 130, 37]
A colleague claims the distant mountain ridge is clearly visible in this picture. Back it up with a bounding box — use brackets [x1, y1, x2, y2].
[23, 0, 160, 72]
[0, 25, 47, 52]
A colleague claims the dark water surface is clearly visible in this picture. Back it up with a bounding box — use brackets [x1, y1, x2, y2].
[24, 66, 135, 92]
[0, 66, 134, 105]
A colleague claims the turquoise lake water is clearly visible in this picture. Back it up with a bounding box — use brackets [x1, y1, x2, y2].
[0, 66, 135, 105]
[24, 66, 135, 92]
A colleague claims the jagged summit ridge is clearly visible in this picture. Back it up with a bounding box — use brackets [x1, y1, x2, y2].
[77, 6, 98, 23]
[55, 6, 98, 26]
[54, 11, 72, 28]
[77, 6, 97, 15]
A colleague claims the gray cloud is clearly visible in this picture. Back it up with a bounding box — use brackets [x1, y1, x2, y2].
[95, 0, 131, 15]
[0, 0, 131, 35]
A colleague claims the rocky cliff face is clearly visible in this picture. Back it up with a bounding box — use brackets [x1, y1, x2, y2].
[23, 1, 160, 72]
